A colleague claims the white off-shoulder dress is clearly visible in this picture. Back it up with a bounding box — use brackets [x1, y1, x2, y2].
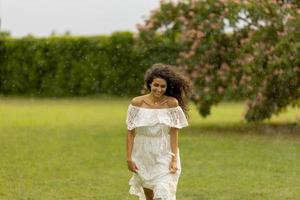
[126, 104, 188, 200]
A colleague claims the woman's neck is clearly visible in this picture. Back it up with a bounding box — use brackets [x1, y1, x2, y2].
[148, 93, 166, 104]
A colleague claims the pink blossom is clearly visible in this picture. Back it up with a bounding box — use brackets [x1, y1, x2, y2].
[205, 76, 212, 83]
[204, 87, 210, 93]
[191, 40, 200, 50]
[191, 70, 199, 80]
[241, 37, 250, 45]
[219, 0, 228, 3]
[197, 31, 205, 38]
[244, 54, 254, 63]
[218, 86, 225, 94]
[257, 92, 263, 100]
[262, 80, 267, 87]
[188, 51, 195, 58]
[188, 11, 195, 17]
[239, 79, 246, 85]
[178, 16, 186, 23]
[246, 76, 252, 81]
[217, 70, 225, 77]
[210, 22, 220, 29]
[136, 24, 147, 31]
[145, 21, 155, 29]
[293, 67, 299, 72]
[234, 68, 240, 73]
[221, 63, 230, 71]
[197, 25, 203, 30]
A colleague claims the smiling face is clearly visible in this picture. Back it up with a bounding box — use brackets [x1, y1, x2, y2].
[150, 77, 167, 98]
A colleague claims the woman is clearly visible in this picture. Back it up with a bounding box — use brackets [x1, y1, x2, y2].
[126, 63, 192, 200]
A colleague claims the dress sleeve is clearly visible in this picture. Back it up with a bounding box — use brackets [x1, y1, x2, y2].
[126, 104, 139, 130]
[168, 106, 189, 129]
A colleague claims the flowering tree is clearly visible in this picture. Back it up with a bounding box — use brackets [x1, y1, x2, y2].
[137, 0, 300, 122]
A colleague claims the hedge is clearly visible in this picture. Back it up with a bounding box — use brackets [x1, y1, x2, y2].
[0, 32, 179, 97]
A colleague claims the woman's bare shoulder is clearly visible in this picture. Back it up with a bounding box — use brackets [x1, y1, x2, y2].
[130, 95, 147, 107]
[166, 96, 179, 108]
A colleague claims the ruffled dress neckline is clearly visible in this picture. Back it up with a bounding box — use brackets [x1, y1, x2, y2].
[126, 104, 188, 130]
[129, 104, 181, 110]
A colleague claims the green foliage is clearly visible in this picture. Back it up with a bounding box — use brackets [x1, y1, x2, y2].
[0, 30, 11, 37]
[0, 34, 127, 96]
[0, 32, 180, 97]
[137, 0, 300, 122]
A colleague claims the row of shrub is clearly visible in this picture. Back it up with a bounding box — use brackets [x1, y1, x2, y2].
[0, 32, 179, 97]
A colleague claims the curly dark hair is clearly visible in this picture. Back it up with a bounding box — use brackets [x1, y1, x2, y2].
[144, 63, 192, 116]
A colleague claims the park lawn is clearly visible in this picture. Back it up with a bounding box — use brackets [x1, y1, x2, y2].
[0, 96, 299, 200]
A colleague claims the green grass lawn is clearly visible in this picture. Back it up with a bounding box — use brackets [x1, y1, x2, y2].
[0, 96, 299, 200]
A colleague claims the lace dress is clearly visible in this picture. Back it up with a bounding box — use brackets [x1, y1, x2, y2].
[126, 104, 188, 200]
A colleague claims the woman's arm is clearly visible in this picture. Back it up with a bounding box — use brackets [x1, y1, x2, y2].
[170, 127, 179, 161]
[126, 129, 138, 173]
[167, 97, 180, 173]
[126, 129, 135, 162]
[169, 127, 179, 173]
[126, 97, 142, 172]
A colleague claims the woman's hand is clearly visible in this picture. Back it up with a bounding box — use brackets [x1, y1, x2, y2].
[169, 160, 177, 174]
[127, 160, 138, 173]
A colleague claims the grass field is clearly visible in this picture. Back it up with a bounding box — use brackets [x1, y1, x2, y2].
[0, 96, 299, 200]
